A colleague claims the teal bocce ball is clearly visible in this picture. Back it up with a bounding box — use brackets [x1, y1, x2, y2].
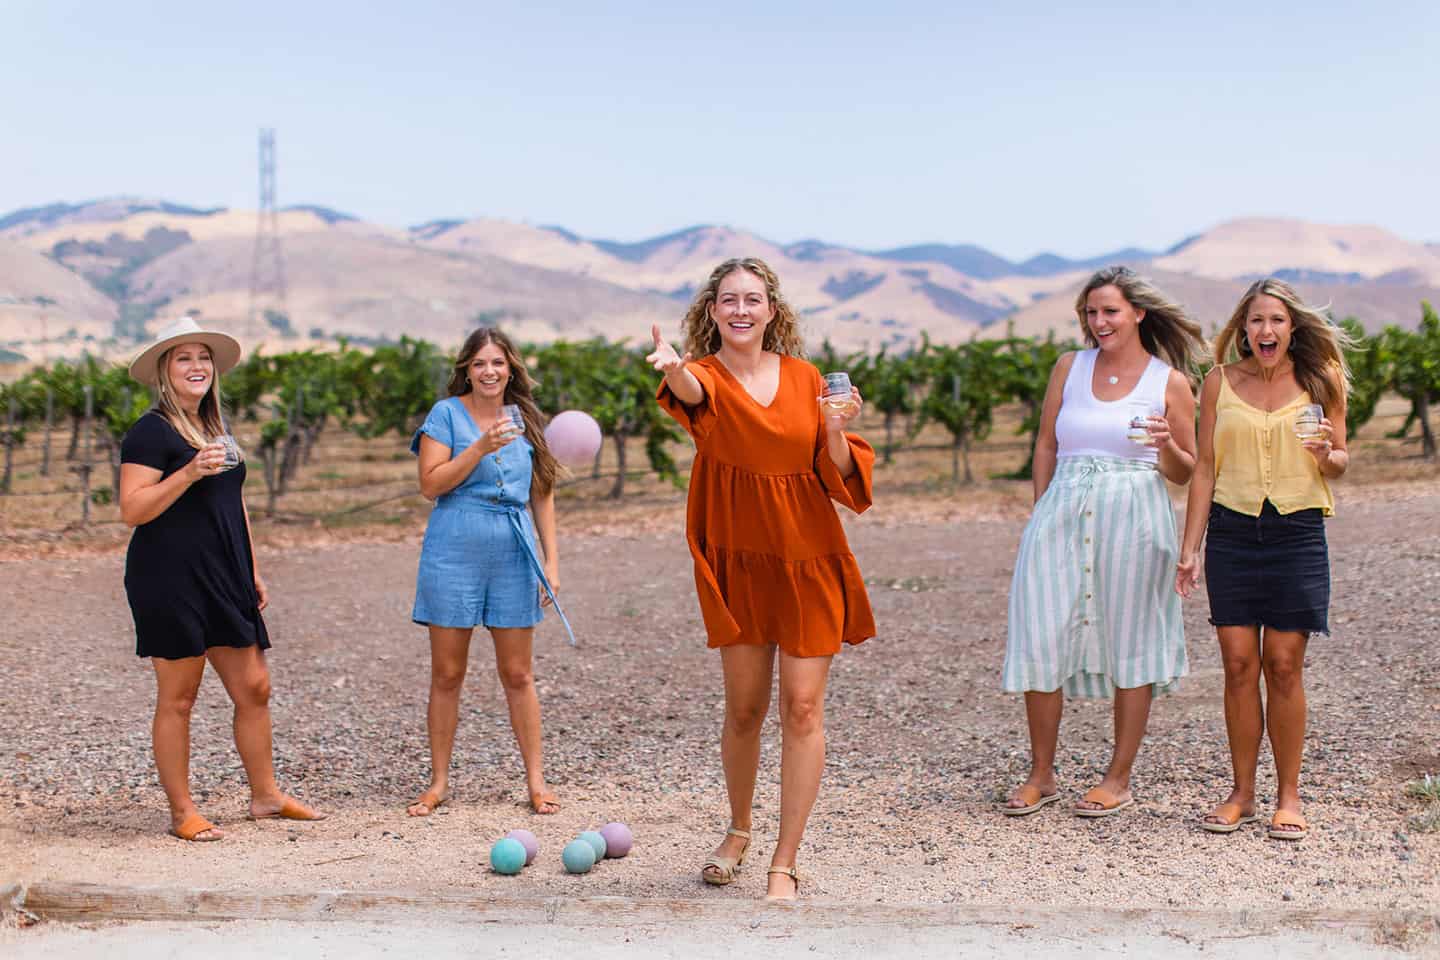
[505, 828, 539, 865]
[489, 837, 526, 875]
[579, 830, 608, 861]
[562, 838, 596, 874]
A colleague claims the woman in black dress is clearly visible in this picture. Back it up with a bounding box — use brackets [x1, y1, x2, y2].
[119, 318, 323, 841]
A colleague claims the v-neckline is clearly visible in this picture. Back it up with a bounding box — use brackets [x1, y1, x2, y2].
[714, 354, 783, 410]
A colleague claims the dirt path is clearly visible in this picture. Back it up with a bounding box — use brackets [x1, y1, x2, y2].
[2, 486, 1437, 949]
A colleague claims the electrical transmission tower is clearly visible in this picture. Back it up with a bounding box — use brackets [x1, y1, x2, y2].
[247, 127, 288, 341]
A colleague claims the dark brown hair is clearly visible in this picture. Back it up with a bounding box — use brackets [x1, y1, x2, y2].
[447, 327, 560, 494]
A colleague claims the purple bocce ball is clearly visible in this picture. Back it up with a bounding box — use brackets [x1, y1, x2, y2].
[598, 821, 632, 858]
[506, 828, 539, 865]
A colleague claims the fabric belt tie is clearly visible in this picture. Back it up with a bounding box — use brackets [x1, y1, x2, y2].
[447, 498, 576, 646]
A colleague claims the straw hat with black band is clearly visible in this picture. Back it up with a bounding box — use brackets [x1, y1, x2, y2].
[128, 317, 243, 386]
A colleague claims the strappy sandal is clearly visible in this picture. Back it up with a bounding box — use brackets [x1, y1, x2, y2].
[701, 827, 751, 886]
[765, 865, 800, 902]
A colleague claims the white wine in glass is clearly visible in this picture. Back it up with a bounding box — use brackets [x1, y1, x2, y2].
[1293, 404, 1322, 441]
[1126, 401, 1157, 446]
[822, 372, 857, 415]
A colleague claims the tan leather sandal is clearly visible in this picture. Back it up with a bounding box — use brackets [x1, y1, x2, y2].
[765, 865, 800, 902]
[701, 826, 751, 885]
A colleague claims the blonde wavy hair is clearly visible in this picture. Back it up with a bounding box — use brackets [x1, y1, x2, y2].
[1074, 265, 1205, 381]
[1214, 277, 1353, 411]
[153, 344, 236, 456]
[680, 258, 805, 359]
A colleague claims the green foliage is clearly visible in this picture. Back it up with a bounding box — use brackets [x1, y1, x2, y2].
[529, 338, 683, 496]
[849, 347, 920, 464]
[993, 332, 1073, 480]
[348, 336, 450, 439]
[1382, 302, 1440, 459]
[1339, 317, 1385, 436]
[913, 337, 1010, 484]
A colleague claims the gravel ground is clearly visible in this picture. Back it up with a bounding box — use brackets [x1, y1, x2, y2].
[1, 483, 1437, 946]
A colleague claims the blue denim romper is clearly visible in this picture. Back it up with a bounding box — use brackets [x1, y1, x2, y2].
[410, 397, 571, 640]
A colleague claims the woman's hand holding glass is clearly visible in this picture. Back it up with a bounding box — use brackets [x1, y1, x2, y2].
[1296, 406, 1334, 464]
[475, 418, 517, 457]
[185, 441, 229, 482]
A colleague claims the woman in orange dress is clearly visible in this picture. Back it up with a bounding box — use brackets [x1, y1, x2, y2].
[649, 257, 875, 901]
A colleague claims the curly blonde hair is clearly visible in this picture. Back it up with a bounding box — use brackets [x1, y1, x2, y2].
[1074, 265, 1206, 381]
[1214, 277, 1353, 411]
[680, 258, 805, 359]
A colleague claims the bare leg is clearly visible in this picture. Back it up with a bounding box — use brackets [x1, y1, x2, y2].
[1076, 685, 1153, 810]
[1203, 626, 1263, 824]
[1261, 628, 1309, 833]
[1005, 689, 1062, 808]
[704, 644, 775, 881]
[491, 626, 556, 813]
[151, 656, 218, 838]
[408, 626, 472, 816]
[768, 651, 834, 900]
[208, 644, 320, 819]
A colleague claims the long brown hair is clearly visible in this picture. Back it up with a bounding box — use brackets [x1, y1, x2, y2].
[1074, 266, 1205, 383]
[680, 257, 805, 359]
[1214, 277, 1352, 411]
[447, 327, 559, 494]
[153, 344, 234, 454]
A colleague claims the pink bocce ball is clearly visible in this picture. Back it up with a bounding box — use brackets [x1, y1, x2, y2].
[598, 821, 632, 858]
[544, 410, 603, 467]
[505, 828, 539, 865]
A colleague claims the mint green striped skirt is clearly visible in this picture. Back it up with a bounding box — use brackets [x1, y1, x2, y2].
[1003, 455, 1187, 698]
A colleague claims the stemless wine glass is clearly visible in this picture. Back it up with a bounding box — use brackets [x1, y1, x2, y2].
[500, 403, 526, 437]
[216, 434, 242, 471]
[1126, 401, 1160, 446]
[822, 372, 855, 415]
[1293, 404, 1323, 441]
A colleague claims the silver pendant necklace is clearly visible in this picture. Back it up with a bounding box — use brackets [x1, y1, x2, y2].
[1107, 375, 1119, 385]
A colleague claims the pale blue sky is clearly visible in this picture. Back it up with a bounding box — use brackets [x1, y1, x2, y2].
[4, 0, 1436, 260]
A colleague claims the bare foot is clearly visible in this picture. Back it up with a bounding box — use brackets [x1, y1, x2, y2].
[528, 787, 560, 815]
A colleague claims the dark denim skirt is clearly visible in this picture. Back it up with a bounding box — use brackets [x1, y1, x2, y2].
[1204, 500, 1330, 635]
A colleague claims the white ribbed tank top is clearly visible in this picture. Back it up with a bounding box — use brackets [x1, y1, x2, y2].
[1055, 348, 1170, 462]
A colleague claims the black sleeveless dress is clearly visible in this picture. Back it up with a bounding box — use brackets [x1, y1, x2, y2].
[120, 411, 269, 659]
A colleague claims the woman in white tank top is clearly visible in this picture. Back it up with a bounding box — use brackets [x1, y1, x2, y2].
[1001, 267, 1203, 819]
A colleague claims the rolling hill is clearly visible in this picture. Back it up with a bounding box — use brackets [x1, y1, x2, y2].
[1, 198, 1435, 365]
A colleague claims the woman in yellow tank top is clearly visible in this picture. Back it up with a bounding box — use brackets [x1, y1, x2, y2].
[1176, 278, 1352, 842]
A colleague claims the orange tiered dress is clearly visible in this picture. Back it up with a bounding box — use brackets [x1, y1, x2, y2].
[657, 354, 876, 658]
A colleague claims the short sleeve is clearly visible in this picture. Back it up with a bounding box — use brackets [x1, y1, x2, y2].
[120, 413, 175, 471]
[411, 399, 455, 455]
[656, 360, 718, 443]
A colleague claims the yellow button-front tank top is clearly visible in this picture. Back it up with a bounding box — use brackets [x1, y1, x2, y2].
[1212, 368, 1333, 517]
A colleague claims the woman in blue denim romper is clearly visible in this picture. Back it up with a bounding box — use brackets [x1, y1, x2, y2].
[406, 328, 570, 818]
